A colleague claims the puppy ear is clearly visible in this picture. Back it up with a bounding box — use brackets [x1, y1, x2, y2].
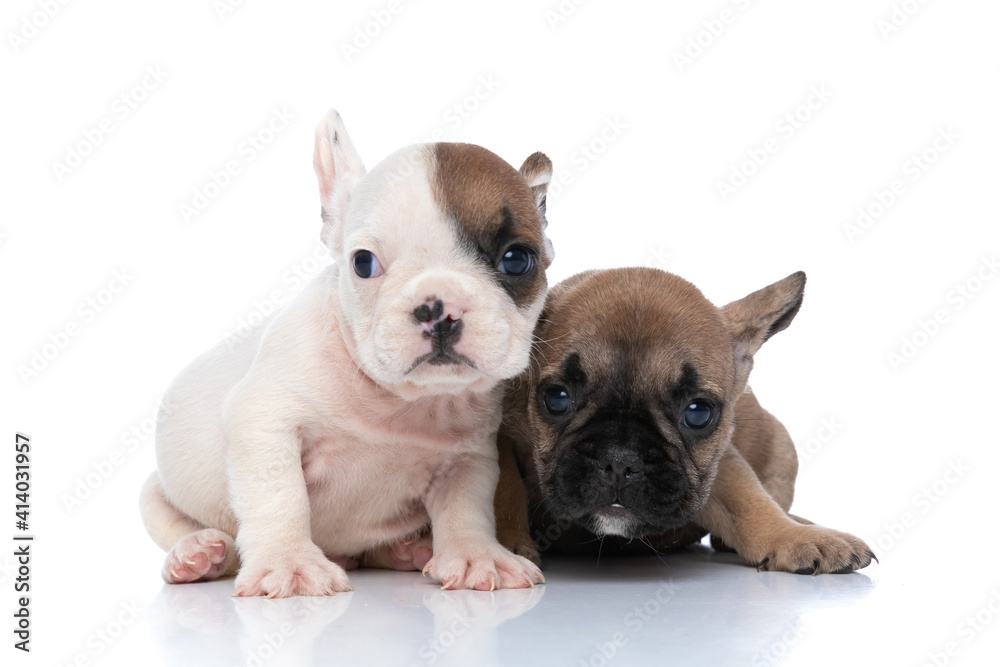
[519, 152, 552, 220]
[721, 271, 806, 387]
[519, 152, 554, 264]
[313, 109, 366, 250]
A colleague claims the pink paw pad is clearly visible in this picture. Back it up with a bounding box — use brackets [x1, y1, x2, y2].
[163, 530, 231, 584]
[388, 536, 433, 572]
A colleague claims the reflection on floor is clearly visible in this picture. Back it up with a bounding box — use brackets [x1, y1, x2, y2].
[146, 546, 877, 666]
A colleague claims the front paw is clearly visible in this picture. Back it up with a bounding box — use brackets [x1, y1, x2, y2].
[424, 542, 544, 590]
[234, 544, 353, 597]
[749, 523, 875, 575]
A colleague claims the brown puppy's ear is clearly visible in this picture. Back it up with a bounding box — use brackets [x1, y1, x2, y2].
[313, 109, 367, 252]
[519, 152, 552, 219]
[721, 271, 806, 389]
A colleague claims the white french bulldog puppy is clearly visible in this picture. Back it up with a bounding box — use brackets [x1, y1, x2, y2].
[140, 109, 553, 596]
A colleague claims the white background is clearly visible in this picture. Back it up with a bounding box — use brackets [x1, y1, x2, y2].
[2, 0, 998, 665]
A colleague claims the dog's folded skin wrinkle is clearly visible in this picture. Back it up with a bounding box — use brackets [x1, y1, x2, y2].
[491, 267, 876, 574]
[140, 111, 556, 595]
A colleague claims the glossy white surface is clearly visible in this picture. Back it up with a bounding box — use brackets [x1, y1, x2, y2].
[68, 545, 941, 667]
[35, 506, 1000, 667]
[145, 549, 882, 667]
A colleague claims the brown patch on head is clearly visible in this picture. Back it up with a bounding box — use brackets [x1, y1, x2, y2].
[432, 143, 548, 308]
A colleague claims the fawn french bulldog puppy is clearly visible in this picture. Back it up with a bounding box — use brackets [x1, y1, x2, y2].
[140, 109, 553, 596]
[497, 268, 875, 575]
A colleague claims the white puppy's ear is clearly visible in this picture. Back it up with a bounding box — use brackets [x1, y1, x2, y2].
[721, 272, 806, 390]
[518, 152, 552, 220]
[519, 152, 554, 263]
[313, 109, 366, 251]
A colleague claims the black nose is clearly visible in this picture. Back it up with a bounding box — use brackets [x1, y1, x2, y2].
[414, 298, 462, 350]
[596, 449, 644, 492]
[431, 317, 461, 343]
[413, 298, 444, 324]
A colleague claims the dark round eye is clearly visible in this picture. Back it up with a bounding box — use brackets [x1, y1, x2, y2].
[683, 402, 713, 429]
[543, 386, 572, 415]
[352, 250, 384, 279]
[498, 246, 533, 276]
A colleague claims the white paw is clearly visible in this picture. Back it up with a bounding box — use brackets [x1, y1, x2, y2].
[162, 529, 234, 584]
[234, 544, 352, 598]
[423, 542, 544, 590]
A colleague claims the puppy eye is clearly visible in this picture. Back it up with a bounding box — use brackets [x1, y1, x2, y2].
[543, 386, 572, 415]
[497, 245, 534, 276]
[683, 401, 713, 429]
[352, 250, 384, 279]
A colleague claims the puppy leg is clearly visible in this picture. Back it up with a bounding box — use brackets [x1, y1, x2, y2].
[140, 472, 240, 582]
[730, 391, 798, 512]
[422, 445, 543, 591]
[709, 391, 800, 553]
[494, 433, 540, 567]
[693, 447, 874, 574]
[227, 409, 352, 597]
